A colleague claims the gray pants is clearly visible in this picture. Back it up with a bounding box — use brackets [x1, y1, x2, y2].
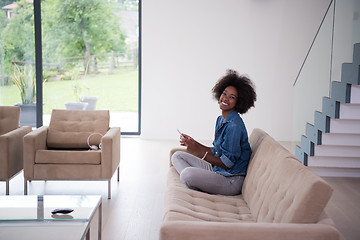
[171, 151, 244, 196]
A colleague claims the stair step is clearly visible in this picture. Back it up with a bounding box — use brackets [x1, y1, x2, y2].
[351, 85, 360, 103]
[314, 111, 330, 133]
[341, 62, 360, 85]
[322, 97, 340, 119]
[314, 145, 360, 157]
[295, 145, 307, 165]
[301, 135, 314, 156]
[330, 119, 360, 133]
[353, 43, 360, 65]
[331, 81, 351, 103]
[306, 123, 321, 145]
[322, 133, 360, 146]
[340, 103, 360, 119]
[341, 43, 360, 85]
[309, 166, 360, 177]
[308, 156, 360, 168]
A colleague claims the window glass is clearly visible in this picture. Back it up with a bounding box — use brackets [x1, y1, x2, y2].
[0, 0, 140, 133]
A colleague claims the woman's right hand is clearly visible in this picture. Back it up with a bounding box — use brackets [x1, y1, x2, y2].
[179, 133, 190, 146]
[180, 134, 203, 157]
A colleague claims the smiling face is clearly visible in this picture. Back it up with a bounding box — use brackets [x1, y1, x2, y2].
[219, 86, 238, 117]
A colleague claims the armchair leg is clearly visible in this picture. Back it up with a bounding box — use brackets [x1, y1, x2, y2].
[117, 166, 120, 182]
[24, 179, 28, 195]
[108, 179, 111, 199]
[6, 180, 9, 195]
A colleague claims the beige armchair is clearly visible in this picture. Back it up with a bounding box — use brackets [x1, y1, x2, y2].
[0, 106, 32, 195]
[23, 109, 120, 199]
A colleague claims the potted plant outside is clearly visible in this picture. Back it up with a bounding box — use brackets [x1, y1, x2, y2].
[12, 64, 37, 127]
[64, 78, 88, 110]
[80, 86, 98, 110]
[64, 71, 97, 110]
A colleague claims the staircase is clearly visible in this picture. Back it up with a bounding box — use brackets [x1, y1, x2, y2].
[295, 43, 360, 177]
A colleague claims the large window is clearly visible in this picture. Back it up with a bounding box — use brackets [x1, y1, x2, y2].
[0, 0, 140, 134]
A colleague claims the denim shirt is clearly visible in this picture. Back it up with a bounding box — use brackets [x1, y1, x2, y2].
[210, 111, 252, 177]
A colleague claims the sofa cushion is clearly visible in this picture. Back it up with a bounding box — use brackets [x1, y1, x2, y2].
[47, 109, 109, 149]
[0, 106, 20, 135]
[242, 135, 333, 223]
[163, 167, 255, 223]
[35, 150, 101, 164]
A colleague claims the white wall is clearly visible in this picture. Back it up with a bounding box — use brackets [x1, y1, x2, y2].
[141, 0, 331, 141]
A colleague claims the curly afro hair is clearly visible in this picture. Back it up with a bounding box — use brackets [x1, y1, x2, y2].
[212, 69, 256, 114]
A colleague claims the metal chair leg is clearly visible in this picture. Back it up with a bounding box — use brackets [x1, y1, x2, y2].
[6, 180, 9, 195]
[108, 179, 111, 199]
[24, 179, 28, 195]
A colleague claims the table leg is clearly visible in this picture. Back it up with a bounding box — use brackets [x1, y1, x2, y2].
[86, 228, 90, 240]
[98, 201, 102, 240]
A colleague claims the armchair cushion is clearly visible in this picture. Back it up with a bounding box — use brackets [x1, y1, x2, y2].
[0, 106, 20, 135]
[35, 150, 101, 164]
[47, 109, 110, 149]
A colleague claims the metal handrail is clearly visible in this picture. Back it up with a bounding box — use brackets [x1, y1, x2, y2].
[292, 0, 334, 87]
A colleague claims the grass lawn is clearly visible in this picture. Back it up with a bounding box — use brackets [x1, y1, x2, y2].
[0, 69, 139, 114]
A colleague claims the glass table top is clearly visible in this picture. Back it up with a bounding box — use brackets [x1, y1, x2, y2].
[0, 195, 101, 221]
[0, 221, 88, 240]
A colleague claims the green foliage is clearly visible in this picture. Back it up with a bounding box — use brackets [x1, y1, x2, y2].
[1, 69, 138, 113]
[42, 0, 127, 68]
[119, 0, 139, 11]
[0, 0, 14, 8]
[61, 70, 83, 102]
[1, 0, 34, 67]
[0, 10, 8, 31]
[0, 11, 6, 84]
[42, 69, 58, 80]
[1, 0, 128, 75]
[11, 64, 36, 104]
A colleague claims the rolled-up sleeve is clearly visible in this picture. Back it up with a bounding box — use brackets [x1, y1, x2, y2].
[219, 123, 242, 168]
[210, 146, 216, 155]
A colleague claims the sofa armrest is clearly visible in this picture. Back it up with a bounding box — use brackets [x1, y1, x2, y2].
[0, 126, 32, 179]
[23, 126, 48, 179]
[101, 127, 120, 178]
[160, 221, 340, 240]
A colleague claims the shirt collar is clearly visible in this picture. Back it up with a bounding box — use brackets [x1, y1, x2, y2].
[221, 111, 238, 124]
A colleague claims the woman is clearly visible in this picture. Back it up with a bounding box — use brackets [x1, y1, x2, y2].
[171, 69, 256, 195]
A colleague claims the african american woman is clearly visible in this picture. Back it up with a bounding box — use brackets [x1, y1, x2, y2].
[172, 69, 257, 195]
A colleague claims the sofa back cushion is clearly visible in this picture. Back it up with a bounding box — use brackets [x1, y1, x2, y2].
[242, 133, 333, 224]
[47, 109, 109, 149]
[0, 106, 20, 135]
[248, 128, 269, 154]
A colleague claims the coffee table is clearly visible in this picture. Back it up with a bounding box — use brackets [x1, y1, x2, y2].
[0, 195, 102, 240]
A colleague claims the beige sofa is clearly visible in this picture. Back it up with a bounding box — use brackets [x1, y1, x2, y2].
[23, 109, 120, 199]
[160, 128, 340, 240]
